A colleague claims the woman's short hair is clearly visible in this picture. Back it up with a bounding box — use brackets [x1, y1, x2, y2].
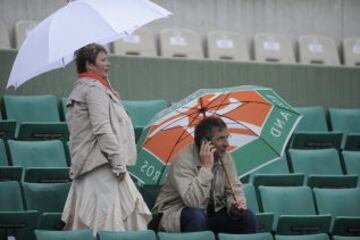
[74, 43, 107, 74]
[194, 116, 227, 149]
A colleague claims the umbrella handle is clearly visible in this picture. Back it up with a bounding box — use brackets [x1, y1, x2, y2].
[219, 158, 237, 202]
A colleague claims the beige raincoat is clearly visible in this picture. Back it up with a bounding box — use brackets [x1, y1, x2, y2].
[152, 143, 245, 232]
[61, 77, 151, 236]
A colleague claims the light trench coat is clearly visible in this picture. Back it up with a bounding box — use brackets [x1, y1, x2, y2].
[62, 77, 151, 235]
[152, 143, 245, 232]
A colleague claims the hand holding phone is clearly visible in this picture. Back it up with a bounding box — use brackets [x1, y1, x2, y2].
[199, 138, 216, 169]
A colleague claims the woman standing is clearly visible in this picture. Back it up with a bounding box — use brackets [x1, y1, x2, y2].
[62, 43, 151, 236]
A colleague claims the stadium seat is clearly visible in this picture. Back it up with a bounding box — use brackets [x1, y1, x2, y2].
[34, 229, 93, 240]
[258, 186, 331, 234]
[14, 20, 38, 48]
[113, 28, 157, 57]
[0, 19, 11, 49]
[343, 134, 360, 151]
[254, 33, 295, 63]
[0, 181, 39, 240]
[0, 138, 23, 181]
[8, 140, 69, 182]
[138, 184, 162, 209]
[0, 119, 17, 139]
[333, 236, 360, 240]
[291, 106, 343, 149]
[342, 151, 360, 182]
[37, 212, 64, 230]
[159, 28, 203, 59]
[299, 35, 340, 65]
[22, 182, 70, 214]
[249, 156, 290, 179]
[288, 149, 358, 188]
[206, 30, 250, 61]
[60, 96, 68, 122]
[328, 108, 360, 135]
[275, 233, 330, 240]
[97, 230, 157, 240]
[218, 232, 273, 240]
[343, 37, 360, 66]
[158, 231, 216, 240]
[313, 188, 360, 235]
[2, 95, 69, 141]
[243, 184, 274, 232]
[122, 99, 167, 141]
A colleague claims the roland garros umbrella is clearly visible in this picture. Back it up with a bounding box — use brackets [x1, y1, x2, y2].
[6, 0, 171, 88]
[129, 85, 302, 185]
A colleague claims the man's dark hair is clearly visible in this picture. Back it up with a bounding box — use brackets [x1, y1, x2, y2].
[74, 43, 107, 74]
[194, 116, 227, 149]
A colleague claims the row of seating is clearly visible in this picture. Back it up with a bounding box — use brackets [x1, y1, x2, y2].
[1, 19, 359, 66]
[0, 95, 168, 141]
[11, 230, 360, 240]
[1, 180, 359, 240]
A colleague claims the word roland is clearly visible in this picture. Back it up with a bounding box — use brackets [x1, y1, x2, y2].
[270, 111, 291, 137]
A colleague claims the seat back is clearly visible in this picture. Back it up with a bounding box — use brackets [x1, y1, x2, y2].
[97, 230, 157, 240]
[0, 181, 24, 211]
[15, 20, 38, 48]
[299, 35, 339, 65]
[0, 19, 11, 49]
[329, 108, 360, 134]
[313, 188, 360, 217]
[343, 37, 360, 66]
[22, 182, 70, 214]
[288, 149, 343, 175]
[275, 233, 330, 240]
[8, 140, 67, 167]
[218, 232, 273, 240]
[254, 33, 295, 63]
[259, 186, 316, 222]
[0, 138, 9, 166]
[295, 106, 328, 132]
[206, 30, 249, 61]
[243, 183, 260, 213]
[35, 229, 93, 240]
[159, 28, 203, 59]
[158, 231, 216, 240]
[113, 28, 156, 57]
[342, 150, 360, 175]
[3, 95, 61, 122]
[122, 99, 167, 127]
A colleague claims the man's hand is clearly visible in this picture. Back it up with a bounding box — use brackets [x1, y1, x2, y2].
[199, 140, 216, 169]
[229, 196, 247, 219]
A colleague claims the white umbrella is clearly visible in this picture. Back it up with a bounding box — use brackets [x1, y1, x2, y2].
[6, 0, 171, 88]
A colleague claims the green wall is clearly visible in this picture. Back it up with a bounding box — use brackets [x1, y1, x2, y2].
[1, 49, 359, 108]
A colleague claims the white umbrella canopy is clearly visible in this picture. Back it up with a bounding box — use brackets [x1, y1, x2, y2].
[6, 0, 171, 88]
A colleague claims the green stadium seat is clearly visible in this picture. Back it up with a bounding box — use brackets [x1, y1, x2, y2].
[34, 229, 93, 240]
[243, 184, 274, 232]
[122, 99, 167, 142]
[7, 140, 69, 182]
[342, 151, 360, 181]
[291, 106, 343, 149]
[60, 96, 68, 121]
[22, 182, 70, 214]
[0, 138, 23, 181]
[138, 184, 162, 209]
[258, 186, 331, 234]
[37, 212, 64, 230]
[313, 188, 360, 235]
[2, 95, 69, 141]
[97, 230, 157, 240]
[0, 181, 39, 240]
[333, 236, 360, 240]
[329, 108, 360, 135]
[343, 134, 360, 151]
[288, 149, 358, 188]
[218, 232, 273, 240]
[275, 233, 330, 240]
[158, 231, 216, 240]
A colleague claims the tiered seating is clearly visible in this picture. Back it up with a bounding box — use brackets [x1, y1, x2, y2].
[341, 151, 360, 186]
[35, 229, 93, 240]
[113, 28, 157, 57]
[258, 185, 331, 234]
[122, 99, 167, 142]
[158, 231, 216, 240]
[291, 106, 342, 149]
[275, 233, 330, 240]
[98, 229, 157, 240]
[299, 35, 340, 65]
[8, 140, 69, 182]
[206, 30, 250, 61]
[254, 33, 295, 63]
[218, 232, 273, 240]
[0, 138, 22, 181]
[288, 148, 358, 188]
[159, 28, 203, 59]
[2, 95, 69, 141]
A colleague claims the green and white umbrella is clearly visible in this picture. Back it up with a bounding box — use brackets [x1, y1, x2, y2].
[130, 85, 302, 185]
